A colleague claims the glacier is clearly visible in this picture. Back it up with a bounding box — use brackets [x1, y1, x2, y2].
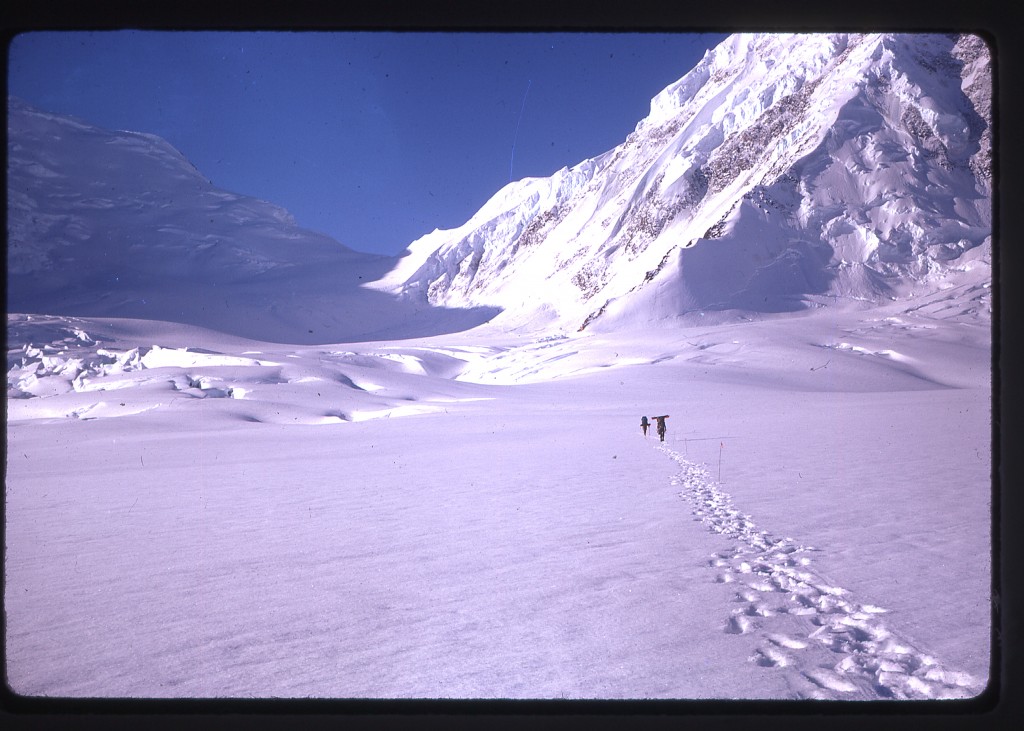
[5, 32, 993, 702]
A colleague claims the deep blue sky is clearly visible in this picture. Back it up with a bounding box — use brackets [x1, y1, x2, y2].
[8, 31, 727, 256]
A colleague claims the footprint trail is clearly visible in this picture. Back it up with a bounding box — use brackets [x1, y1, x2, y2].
[659, 444, 984, 700]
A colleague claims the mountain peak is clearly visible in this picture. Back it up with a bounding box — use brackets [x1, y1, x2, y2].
[368, 32, 991, 333]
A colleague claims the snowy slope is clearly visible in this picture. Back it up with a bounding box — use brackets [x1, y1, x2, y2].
[368, 33, 991, 333]
[6, 97, 498, 344]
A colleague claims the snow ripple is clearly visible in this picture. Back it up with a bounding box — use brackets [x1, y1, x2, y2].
[658, 444, 984, 701]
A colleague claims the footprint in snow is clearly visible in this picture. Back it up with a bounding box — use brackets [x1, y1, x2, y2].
[657, 443, 984, 701]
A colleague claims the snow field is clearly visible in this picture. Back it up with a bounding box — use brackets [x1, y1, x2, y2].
[5, 300, 991, 699]
[6, 380, 782, 698]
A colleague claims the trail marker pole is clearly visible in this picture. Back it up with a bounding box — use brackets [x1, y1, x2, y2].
[718, 441, 723, 482]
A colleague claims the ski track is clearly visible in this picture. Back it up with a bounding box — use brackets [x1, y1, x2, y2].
[657, 443, 983, 701]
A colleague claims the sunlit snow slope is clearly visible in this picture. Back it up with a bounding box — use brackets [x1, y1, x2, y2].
[368, 33, 992, 333]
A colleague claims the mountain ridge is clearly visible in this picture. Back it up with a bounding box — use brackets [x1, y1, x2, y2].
[6, 97, 499, 344]
[6, 33, 992, 342]
[367, 32, 992, 333]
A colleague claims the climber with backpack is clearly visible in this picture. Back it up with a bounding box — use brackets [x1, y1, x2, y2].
[651, 415, 669, 442]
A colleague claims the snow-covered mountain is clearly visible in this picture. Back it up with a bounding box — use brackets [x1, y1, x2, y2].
[6, 97, 498, 344]
[7, 33, 992, 342]
[368, 33, 992, 332]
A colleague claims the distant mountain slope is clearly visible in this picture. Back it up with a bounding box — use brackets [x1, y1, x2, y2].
[6, 97, 497, 343]
[367, 33, 992, 332]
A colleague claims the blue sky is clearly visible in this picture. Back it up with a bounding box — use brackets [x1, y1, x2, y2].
[8, 31, 727, 256]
